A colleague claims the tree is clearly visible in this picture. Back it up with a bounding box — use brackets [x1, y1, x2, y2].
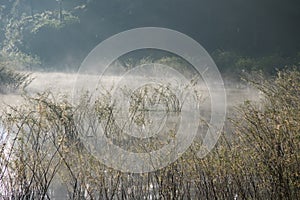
[0, 0, 81, 69]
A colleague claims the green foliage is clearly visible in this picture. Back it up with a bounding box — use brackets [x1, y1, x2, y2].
[0, 50, 41, 70]
[0, 0, 80, 70]
[211, 50, 241, 72]
[212, 50, 300, 76]
[28, 10, 80, 34]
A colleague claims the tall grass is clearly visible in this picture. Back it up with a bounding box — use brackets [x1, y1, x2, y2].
[0, 69, 299, 199]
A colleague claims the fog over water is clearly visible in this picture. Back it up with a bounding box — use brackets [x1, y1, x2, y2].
[0, 0, 298, 198]
[0, 71, 260, 110]
[0, 71, 262, 198]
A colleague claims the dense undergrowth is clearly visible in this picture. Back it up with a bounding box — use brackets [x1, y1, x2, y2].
[0, 69, 299, 199]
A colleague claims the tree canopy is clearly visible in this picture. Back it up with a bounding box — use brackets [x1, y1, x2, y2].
[0, 0, 299, 71]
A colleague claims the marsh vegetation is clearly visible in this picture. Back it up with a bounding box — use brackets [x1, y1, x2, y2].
[1, 0, 300, 199]
[0, 68, 299, 199]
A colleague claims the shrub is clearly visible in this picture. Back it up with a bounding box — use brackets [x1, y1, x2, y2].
[0, 66, 33, 93]
[0, 68, 299, 199]
[232, 68, 300, 199]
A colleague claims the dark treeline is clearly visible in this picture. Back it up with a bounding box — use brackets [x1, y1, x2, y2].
[0, 0, 300, 71]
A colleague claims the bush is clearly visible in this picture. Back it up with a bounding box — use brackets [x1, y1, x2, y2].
[231, 68, 300, 199]
[0, 66, 32, 93]
[0, 69, 299, 199]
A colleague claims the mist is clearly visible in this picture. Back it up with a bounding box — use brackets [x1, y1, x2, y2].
[0, 0, 299, 199]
